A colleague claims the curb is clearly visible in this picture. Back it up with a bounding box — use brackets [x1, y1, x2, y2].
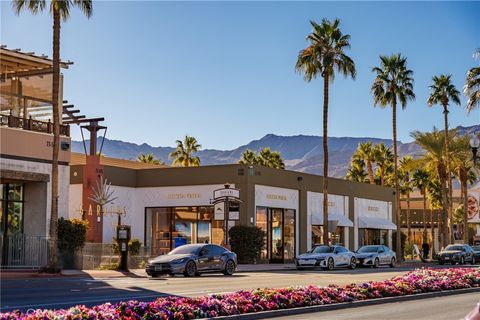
[205, 287, 480, 320]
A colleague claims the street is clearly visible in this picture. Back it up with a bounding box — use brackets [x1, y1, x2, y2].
[276, 292, 480, 320]
[1, 264, 478, 312]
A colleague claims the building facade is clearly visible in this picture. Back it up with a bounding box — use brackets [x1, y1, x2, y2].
[70, 155, 396, 263]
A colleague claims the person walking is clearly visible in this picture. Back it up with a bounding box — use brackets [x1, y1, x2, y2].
[422, 241, 430, 262]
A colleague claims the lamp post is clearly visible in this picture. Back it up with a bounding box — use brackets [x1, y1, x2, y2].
[470, 133, 480, 164]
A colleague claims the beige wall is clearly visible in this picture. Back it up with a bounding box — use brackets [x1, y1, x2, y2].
[0, 127, 71, 163]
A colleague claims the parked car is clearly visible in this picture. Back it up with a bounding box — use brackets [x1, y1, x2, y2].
[437, 244, 476, 265]
[472, 245, 480, 263]
[145, 244, 237, 277]
[355, 245, 396, 268]
[295, 245, 356, 270]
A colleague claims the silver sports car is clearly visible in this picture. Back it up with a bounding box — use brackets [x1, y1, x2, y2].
[145, 244, 237, 277]
[295, 245, 356, 270]
[355, 245, 396, 268]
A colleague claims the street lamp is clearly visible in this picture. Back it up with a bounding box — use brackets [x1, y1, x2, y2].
[470, 133, 480, 164]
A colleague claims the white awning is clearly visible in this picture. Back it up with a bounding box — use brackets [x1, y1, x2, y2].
[311, 213, 353, 227]
[358, 217, 397, 230]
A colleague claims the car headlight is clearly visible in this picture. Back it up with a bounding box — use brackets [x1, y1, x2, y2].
[171, 258, 188, 264]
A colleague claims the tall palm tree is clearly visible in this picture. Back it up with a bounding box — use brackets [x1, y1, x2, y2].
[238, 149, 258, 166]
[374, 143, 393, 186]
[412, 168, 430, 242]
[356, 142, 377, 184]
[371, 54, 415, 259]
[13, 0, 93, 270]
[465, 49, 480, 113]
[169, 136, 201, 167]
[427, 74, 461, 242]
[412, 128, 456, 247]
[296, 18, 356, 244]
[450, 135, 478, 242]
[399, 156, 415, 241]
[137, 153, 162, 165]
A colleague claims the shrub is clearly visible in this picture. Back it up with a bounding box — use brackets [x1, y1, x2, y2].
[57, 218, 88, 269]
[112, 238, 142, 256]
[58, 218, 88, 253]
[228, 226, 265, 263]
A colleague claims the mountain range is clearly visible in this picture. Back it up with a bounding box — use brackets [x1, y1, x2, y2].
[71, 125, 479, 178]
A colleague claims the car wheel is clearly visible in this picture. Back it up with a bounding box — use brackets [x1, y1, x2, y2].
[451, 261, 456, 265]
[151, 273, 160, 278]
[373, 258, 380, 268]
[327, 258, 335, 271]
[296, 266, 304, 270]
[183, 260, 197, 277]
[390, 257, 396, 268]
[348, 257, 356, 269]
[223, 259, 235, 276]
[439, 260, 444, 265]
[460, 256, 465, 265]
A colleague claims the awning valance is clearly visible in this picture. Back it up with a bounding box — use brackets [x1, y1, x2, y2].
[358, 216, 396, 230]
[311, 213, 353, 227]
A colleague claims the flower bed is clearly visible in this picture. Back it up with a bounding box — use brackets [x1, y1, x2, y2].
[2, 268, 479, 320]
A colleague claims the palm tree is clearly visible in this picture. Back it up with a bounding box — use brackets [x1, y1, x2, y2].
[137, 153, 162, 165]
[258, 148, 285, 169]
[12, 0, 93, 271]
[371, 54, 415, 259]
[346, 156, 368, 183]
[374, 143, 393, 186]
[450, 135, 478, 242]
[238, 149, 258, 166]
[296, 18, 356, 244]
[399, 156, 415, 241]
[412, 168, 430, 242]
[427, 74, 461, 242]
[412, 128, 456, 247]
[169, 136, 201, 167]
[465, 49, 480, 113]
[356, 142, 377, 184]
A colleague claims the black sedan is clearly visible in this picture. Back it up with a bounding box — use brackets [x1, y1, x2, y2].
[145, 244, 237, 277]
[438, 244, 476, 265]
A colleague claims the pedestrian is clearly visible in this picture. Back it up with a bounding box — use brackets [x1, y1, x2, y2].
[421, 241, 430, 261]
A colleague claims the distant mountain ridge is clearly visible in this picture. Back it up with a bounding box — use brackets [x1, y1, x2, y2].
[71, 124, 479, 178]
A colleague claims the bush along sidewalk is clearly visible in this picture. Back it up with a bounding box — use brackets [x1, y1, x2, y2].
[1, 268, 479, 320]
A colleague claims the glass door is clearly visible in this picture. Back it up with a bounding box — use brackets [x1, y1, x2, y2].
[270, 209, 283, 262]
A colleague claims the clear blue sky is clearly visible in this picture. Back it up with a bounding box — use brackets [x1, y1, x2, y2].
[2, 1, 479, 149]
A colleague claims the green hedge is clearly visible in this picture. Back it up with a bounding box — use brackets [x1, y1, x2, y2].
[228, 226, 265, 263]
[58, 218, 88, 268]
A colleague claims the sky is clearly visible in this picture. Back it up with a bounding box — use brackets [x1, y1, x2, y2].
[1, 1, 479, 150]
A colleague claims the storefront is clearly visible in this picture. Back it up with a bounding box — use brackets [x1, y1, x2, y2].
[255, 185, 298, 263]
[354, 197, 395, 250]
[307, 192, 352, 249]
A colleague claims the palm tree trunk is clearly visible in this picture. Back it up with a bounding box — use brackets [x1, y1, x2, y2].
[322, 74, 329, 245]
[407, 193, 411, 241]
[367, 161, 375, 184]
[430, 207, 435, 258]
[439, 164, 449, 248]
[392, 96, 401, 261]
[48, 8, 61, 271]
[422, 191, 427, 242]
[443, 104, 453, 243]
[461, 174, 468, 243]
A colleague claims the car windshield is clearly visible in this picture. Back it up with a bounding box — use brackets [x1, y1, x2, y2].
[357, 246, 380, 253]
[444, 245, 464, 251]
[168, 245, 200, 255]
[311, 246, 334, 254]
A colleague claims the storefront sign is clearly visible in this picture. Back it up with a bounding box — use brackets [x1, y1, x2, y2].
[214, 188, 240, 200]
[355, 197, 390, 219]
[255, 185, 298, 210]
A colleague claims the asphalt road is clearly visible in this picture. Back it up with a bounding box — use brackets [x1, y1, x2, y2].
[1, 265, 478, 312]
[275, 292, 480, 320]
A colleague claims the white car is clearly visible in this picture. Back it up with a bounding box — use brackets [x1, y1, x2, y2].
[355, 245, 396, 268]
[295, 245, 356, 270]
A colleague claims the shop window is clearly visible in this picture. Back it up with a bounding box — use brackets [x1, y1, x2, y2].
[1, 184, 24, 237]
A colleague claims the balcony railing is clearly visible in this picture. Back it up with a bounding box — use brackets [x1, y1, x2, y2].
[0, 113, 70, 136]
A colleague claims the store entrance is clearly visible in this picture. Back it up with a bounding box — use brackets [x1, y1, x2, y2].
[256, 207, 295, 263]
